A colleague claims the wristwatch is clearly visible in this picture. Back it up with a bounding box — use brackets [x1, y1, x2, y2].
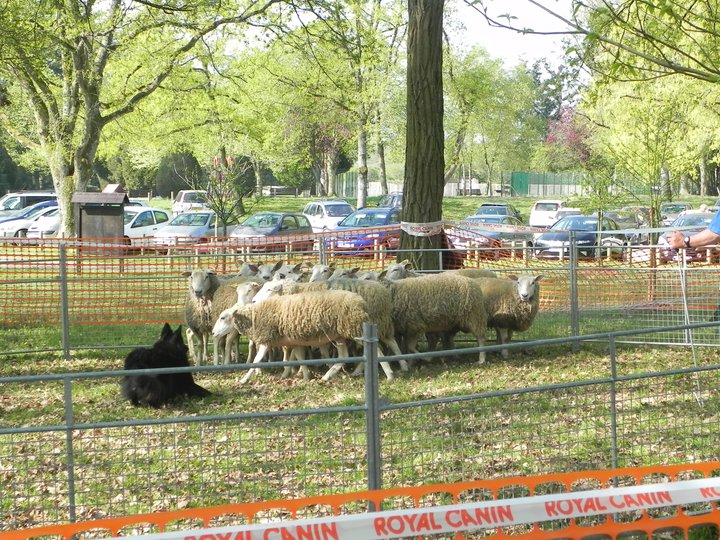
[684, 235, 691, 248]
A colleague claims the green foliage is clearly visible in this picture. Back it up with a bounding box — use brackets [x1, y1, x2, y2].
[155, 153, 205, 197]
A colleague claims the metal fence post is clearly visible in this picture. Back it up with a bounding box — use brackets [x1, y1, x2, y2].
[63, 377, 77, 522]
[363, 322, 382, 497]
[569, 232, 580, 352]
[59, 242, 71, 361]
[608, 335, 619, 474]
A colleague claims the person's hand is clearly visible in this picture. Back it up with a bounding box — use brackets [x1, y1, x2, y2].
[667, 231, 686, 250]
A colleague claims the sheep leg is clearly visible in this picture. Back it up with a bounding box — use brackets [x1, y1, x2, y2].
[351, 349, 394, 381]
[186, 328, 204, 365]
[476, 335, 486, 365]
[289, 347, 311, 381]
[496, 328, 510, 358]
[321, 341, 349, 381]
[224, 331, 239, 365]
[212, 334, 224, 366]
[240, 343, 269, 384]
[382, 337, 408, 371]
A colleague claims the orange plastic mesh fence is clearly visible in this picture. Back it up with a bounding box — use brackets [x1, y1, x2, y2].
[1, 462, 718, 540]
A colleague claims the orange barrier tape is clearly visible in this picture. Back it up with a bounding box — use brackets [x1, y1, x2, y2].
[2, 462, 719, 540]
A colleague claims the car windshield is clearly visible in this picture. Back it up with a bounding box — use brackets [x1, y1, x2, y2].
[170, 213, 211, 226]
[123, 211, 138, 225]
[242, 214, 280, 228]
[673, 215, 713, 227]
[25, 205, 55, 219]
[326, 204, 353, 217]
[551, 217, 599, 231]
[662, 204, 688, 213]
[0, 196, 21, 211]
[467, 216, 504, 224]
[475, 206, 508, 215]
[535, 202, 560, 211]
[341, 211, 389, 227]
[184, 192, 206, 204]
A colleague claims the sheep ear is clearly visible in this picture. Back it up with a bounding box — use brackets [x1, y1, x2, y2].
[272, 261, 284, 272]
[207, 270, 216, 276]
[378, 270, 388, 279]
[349, 267, 361, 275]
[292, 263, 303, 272]
[246, 263, 259, 273]
[181, 271, 191, 277]
[534, 274, 544, 283]
[507, 274, 519, 282]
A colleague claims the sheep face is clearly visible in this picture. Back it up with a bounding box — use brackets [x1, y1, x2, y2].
[255, 261, 283, 281]
[329, 267, 360, 280]
[185, 269, 217, 299]
[236, 282, 261, 305]
[274, 263, 303, 280]
[308, 264, 334, 282]
[382, 259, 416, 281]
[212, 307, 236, 338]
[512, 274, 544, 303]
[252, 280, 284, 303]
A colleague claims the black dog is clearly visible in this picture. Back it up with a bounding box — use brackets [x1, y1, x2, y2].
[122, 323, 212, 407]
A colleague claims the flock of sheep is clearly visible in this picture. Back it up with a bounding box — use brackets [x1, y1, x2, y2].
[183, 260, 544, 383]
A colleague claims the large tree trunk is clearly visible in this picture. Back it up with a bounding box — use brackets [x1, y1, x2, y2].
[401, 0, 445, 270]
[699, 154, 710, 196]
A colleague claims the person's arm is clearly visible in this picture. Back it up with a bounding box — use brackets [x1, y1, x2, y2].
[668, 226, 720, 249]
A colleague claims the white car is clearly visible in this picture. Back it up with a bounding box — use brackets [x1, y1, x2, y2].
[153, 211, 221, 246]
[172, 190, 209, 215]
[302, 199, 355, 232]
[529, 199, 568, 228]
[123, 207, 170, 239]
[26, 208, 62, 239]
[0, 205, 58, 238]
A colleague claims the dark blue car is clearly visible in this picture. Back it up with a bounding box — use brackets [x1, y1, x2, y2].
[328, 207, 401, 256]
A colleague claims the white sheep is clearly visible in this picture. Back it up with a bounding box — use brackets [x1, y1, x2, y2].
[211, 281, 261, 365]
[477, 274, 543, 357]
[381, 259, 420, 281]
[429, 274, 543, 358]
[214, 290, 371, 384]
[447, 268, 498, 279]
[182, 269, 259, 364]
[253, 278, 400, 378]
[388, 273, 488, 364]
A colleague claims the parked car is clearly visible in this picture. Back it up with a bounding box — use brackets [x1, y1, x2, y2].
[658, 211, 717, 262]
[328, 207, 401, 255]
[377, 192, 403, 209]
[26, 207, 61, 240]
[153, 211, 224, 246]
[127, 198, 149, 207]
[456, 215, 534, 252]
[228, 212, 314, 252]
[0, 199, 58, 224]
[0, 204, 58, 238]
[123, 207, 171, 239]
[534, 215, 628, 259]
[604, 209, 650, 245]
[473, 202, 522, 221]
[0, 190, 56, 214]
[529, 199, 568, 228]
[302, 199, 355, 232]
[620, 205, 653, 227]
[660, 202, 692, 226]
[172, 190, 209, 215]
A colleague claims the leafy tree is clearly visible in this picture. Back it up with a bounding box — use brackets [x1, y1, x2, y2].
[0, 0, 284, 236]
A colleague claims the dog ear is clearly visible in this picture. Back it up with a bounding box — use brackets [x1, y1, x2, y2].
[170, 325, 185, 346]
[160, 323, 173, 340]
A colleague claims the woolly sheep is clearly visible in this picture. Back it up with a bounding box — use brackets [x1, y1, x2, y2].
[388, 273, 488, 364]
[182, 269, 260, 364]
[253, 278, 401, 377]
[477, 274, 543, 357]
[210, 281, 261, 365]
[447, 268, 498, 279]
[216, 290, 371, 383]
[381, 259, 420, 281]
[430, 274, 543, 358]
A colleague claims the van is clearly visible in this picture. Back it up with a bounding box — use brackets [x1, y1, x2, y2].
[0, 191, 57, 214]
[529, 199, 567, 228]
[172, 190, 209, 215]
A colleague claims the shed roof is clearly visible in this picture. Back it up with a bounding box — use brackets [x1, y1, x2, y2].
[71, 192, 129, 205]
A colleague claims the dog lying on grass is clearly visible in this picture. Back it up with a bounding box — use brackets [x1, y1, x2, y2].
[122, 323, 212, 407]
